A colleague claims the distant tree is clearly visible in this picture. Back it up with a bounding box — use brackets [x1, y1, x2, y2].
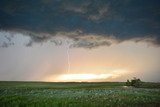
[126, 77, 142, 88]
[126, 79, 130, 86]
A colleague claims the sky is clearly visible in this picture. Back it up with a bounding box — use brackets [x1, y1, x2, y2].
[0, 0, 160, 82]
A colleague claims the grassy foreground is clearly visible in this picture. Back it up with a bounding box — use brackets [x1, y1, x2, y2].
[0, 81, 160, 107]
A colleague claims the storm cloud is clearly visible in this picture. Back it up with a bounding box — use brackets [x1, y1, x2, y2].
[0, 0, 160, 48]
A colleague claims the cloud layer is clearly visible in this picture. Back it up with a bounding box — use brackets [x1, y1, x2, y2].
[0, 0, 160, 48]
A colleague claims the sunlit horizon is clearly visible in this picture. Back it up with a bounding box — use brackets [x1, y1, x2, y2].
[44, 69, 128, 82]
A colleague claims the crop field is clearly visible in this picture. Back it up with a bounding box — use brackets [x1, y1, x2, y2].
[0, 81, 160, 107]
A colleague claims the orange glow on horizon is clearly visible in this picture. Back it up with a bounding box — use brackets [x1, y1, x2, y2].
[56, 74, 112, 82]
[44, 69, 127, 82]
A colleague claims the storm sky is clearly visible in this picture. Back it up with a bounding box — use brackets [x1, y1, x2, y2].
[0, 0, 160, 82]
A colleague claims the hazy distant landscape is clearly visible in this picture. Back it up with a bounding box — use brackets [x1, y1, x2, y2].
[0, 81, 160, 107]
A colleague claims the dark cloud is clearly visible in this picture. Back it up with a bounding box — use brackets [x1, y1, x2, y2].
[0, 0, 160, 48]
[50, 40, 62, 46]
[4, 35, 12, 42]
[0, 41, 14, 48]
[1, 42, 9, 48]
[25, 40, 33, 47]
[70, 35, 117, 49]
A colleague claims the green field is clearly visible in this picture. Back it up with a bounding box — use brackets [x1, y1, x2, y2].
[0, 81, 160, 107]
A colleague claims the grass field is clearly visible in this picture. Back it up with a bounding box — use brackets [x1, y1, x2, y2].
[0, 81, 160, 107]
